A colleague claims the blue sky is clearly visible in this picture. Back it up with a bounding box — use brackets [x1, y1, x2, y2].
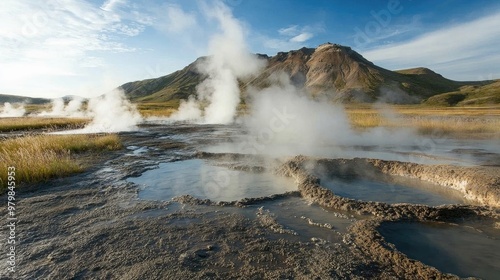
[1, 0, 499, 98]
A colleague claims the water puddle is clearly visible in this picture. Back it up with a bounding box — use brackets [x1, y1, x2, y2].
[137, 197, 356, 243]
[127, 159, 296, 202]
[378, 221, 500, 279]
[313, 170, 465, 206]
[251, 197, 356, 242]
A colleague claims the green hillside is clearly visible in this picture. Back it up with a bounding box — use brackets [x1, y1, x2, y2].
[118, 44, 499, 105]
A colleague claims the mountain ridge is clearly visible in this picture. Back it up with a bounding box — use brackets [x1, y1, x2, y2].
[0, 94, 50, 104]
[119, 43, 495, 105]
[2, 43, 498, 106]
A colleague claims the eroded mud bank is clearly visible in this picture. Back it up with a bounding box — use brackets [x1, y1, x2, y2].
[279, 156, 500, 208]
[276, 155, 499, 279]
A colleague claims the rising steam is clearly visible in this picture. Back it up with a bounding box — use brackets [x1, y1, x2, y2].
[79, 90, 143, 133]
[38, 97, 85, 117]
[0, 102, 26, 117]
[44, 90, 142, 134]
[241, 74, 415, 157]
[168, 1, 265, 124]
[164, 2, 417, 158]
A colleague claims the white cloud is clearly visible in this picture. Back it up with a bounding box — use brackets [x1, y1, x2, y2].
[278, 25, 298, 36]
[263, 24, 318, 51]
[290, 32, 313, 43]
[0, 0, 148, 98]
[100, 0, 126, 12]
[362, 11, 500, 80]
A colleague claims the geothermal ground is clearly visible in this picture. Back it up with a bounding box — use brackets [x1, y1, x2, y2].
[1, 123, 499, 279]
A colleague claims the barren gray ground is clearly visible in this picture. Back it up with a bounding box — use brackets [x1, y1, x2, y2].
[1, 124, 499, 279]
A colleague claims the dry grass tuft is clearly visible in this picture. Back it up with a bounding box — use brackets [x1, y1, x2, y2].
[0, 134, 122, 192]
[0, 117, 89, 132]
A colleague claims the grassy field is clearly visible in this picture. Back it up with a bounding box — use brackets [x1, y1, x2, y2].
[137, 101, 500, 136]
[0, 117, 89, 132]
[0, 134, 122, 193]
[344, 105, 500, 136]
[135, 101, 180, 117]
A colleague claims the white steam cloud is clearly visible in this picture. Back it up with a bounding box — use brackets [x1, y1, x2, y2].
[79, 90, 143, 133]
[240, 74, 415, 157]
[168, 1, 265, 124]
[168, 96, 202, 122]
[45, 90, 142, 134]
[0, 102, 26, 117]
[159, 1, 417, 160]
[38, 97, 85, 117]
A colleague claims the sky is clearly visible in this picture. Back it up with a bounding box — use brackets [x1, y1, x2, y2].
[1, 0, 499, 98]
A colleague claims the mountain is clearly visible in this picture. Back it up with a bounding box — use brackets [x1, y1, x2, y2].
[120, 58, 203, 103]
[424, 79, 500, 106]
[0, 94, 50, 104]
[120, 43, 496, 104]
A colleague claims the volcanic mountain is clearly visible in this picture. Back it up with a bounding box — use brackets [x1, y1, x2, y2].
[120, 43, 497, 105]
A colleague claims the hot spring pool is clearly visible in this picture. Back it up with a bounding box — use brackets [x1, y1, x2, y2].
[127, 159, 296, 201]
[378, 221, 500, 279]
[315, 175, 465, 206]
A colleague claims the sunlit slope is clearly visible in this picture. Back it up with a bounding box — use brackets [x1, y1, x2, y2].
[119, 43, 498, 105]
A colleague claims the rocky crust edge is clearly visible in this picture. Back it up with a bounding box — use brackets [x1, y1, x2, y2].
[275, 155, 499, 279]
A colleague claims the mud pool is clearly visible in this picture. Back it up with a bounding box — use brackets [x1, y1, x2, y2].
[2, 123, 499, 279]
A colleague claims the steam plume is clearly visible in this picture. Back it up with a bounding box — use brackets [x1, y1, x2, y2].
[81, 90, 142, 133]
[38, 97, 85, 117]
[239, 74, 416, 157]
[169, 1, 265, 124]
[0, 102, 26, 117]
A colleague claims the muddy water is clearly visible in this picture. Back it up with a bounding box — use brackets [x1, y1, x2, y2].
[128, 159, 296, 201]
[378, 221, 500, 279]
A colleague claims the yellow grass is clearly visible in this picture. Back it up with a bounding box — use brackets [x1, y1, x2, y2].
[346, 105, 500, 136]
[139, 100, 500, 136]
[0, 117, 89, 132]
[0, 134, 122, 192]
[136, 101, 179, 117]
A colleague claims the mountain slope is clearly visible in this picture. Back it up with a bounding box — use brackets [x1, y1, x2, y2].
[0, 94, 50, 104]
[120, 58, 204, 102]
[119, 43, 496, 104]
[424, 79, 500, 106]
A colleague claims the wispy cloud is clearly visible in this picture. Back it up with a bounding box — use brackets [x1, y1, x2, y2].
[100, 0, 126, 12]
[0, 0, 150, 97]
[262, 24, 319, 51]
[0, 1, 237, 98]
[362, 11, 500, 80]
[350, 15, 423, 49]
[290, 32, 313, 43]
[278, 25, 298, 36]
